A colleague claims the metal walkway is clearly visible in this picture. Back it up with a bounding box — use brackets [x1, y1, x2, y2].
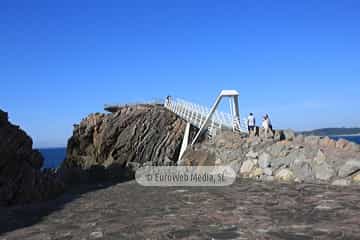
[164, 90, 247, 145]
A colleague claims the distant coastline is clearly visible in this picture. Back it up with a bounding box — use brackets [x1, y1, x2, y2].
[301, 127, 360, 137]
[329, 133, 360, 137]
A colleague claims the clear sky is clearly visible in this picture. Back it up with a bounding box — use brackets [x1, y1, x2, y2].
[1, 0, 359, 148]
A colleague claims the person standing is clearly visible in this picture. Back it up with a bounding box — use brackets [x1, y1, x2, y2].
[262, 114, 273, 137]
[165, 95, 172, 107]
[247, 113, 256, 135]
[266, 114, 273, 131]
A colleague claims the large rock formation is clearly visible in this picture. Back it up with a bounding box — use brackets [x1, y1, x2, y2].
[182, 129, 360, 185]
[0, 109, 64, 206]
[62, 102, 360, 186]
[61, 104, 190, 182]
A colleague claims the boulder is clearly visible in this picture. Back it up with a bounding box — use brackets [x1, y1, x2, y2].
[246, 150, 258, 159]
[292, 161, 313, 181]
[331, 179, 351, 186]
[260, 175, 275, 181]
[352, 173, 360, 183]
[336, 139, 349, 150]
[240, 160, 255, 175]
[267, 143, 287, 158]
[176, 149, 215, 167]
[294, 134, 305, 144]
[348, 142, 360, 152]
[338, 160, 360, 177]
[314, 149, 327, 164]
[267, 152, 296, 170]
[313, 162, 335, 181]
[263, 168, 273, 176]
[304, 136, 321, 146]
[258, 152, 271, 168]
[275, 169, 295, 181]
[319, 136, 336, 148]
[228, 160, 243, 174]
[249, 168, 263, 178]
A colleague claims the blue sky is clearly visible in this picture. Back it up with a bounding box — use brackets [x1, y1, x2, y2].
[1, 0, 359, 148]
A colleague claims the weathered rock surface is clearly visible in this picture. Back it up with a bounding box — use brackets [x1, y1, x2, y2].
[61, 104, 190, 183]
[182, 129, 360, 185]
[0, 109, 64, 206]
[1, 180, 360, 239]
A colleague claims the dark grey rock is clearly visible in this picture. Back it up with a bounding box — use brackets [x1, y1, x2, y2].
[291, 161, 314, 182]
[0, 109, 64, 206]
[267, 143, 287, 157]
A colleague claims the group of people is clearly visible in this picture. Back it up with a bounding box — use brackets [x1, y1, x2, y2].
[247, 113, 273, 136]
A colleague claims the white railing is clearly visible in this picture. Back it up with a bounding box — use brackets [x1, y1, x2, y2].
[164, 97, 247, 139]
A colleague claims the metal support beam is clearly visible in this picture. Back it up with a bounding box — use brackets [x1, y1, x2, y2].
[191, 90, 240, 145]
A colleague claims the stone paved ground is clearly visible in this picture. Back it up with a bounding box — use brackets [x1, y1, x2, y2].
[1, 179, 360, 240]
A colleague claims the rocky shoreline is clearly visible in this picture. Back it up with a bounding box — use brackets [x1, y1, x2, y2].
[1, 104, 360, 239]
[2, 103, 360, 206]
[61, 104, 360, 187]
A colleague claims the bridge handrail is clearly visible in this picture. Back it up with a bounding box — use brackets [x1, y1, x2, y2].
[164, 97, 247, 134]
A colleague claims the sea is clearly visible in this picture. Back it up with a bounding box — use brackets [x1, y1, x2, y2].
[38, 136, 360, 169]
[330, 135, 360, 144]
[39, 147, 66, 169]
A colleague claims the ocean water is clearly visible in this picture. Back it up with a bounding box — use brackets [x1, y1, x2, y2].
[39, 147, 66, 169]
[331, 136, 360, 144]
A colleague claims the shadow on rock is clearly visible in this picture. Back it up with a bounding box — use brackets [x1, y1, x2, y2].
[0, 163, 134, 235]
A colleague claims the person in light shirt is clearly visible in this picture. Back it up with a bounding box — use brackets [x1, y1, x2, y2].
[262, 114, 273, 137]
[247, 113, 256, 135]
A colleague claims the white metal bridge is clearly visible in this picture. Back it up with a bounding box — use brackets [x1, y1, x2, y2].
[164, 90, 248, 145]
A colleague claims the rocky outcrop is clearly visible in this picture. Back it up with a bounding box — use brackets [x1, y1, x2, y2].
[61, 104, 190, 183]
[0, 109, 64, 206]
[182, 129, 360, 185]
[61, 102, 360, 186]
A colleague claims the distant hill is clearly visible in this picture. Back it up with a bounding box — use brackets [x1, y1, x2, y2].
[301, 128, 360, 136]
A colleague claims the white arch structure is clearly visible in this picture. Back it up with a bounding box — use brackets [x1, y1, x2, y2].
[164, 90, 247, 146]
